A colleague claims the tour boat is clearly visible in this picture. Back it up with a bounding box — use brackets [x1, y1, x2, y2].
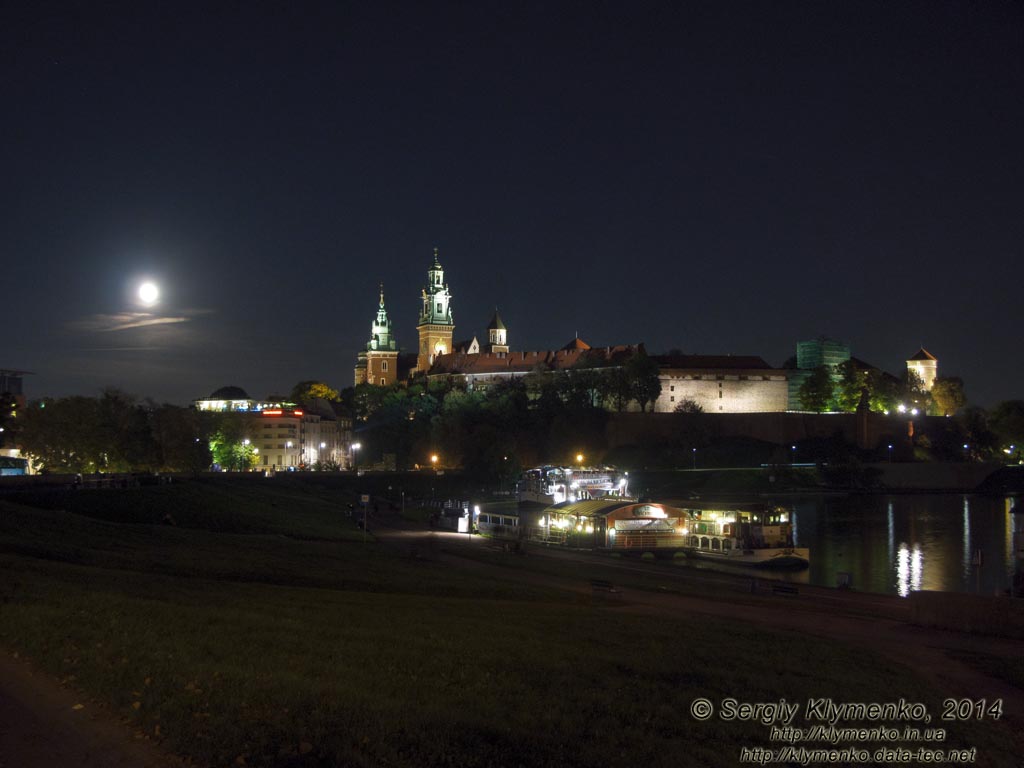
[679, 504, 809, 569]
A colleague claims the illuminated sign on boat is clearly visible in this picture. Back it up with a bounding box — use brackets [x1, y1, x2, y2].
[632, 504, 667, 518]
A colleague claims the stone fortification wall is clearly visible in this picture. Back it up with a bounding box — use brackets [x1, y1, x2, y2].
[655, 375, 788, 413]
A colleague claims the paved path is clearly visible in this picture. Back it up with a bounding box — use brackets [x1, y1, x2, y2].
[0, 651, 178, 768]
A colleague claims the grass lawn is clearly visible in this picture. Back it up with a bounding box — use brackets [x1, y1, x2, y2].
[0, 477, 1017, 767]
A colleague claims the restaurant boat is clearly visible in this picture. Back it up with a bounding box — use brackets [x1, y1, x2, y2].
[680, 503, 809, 569]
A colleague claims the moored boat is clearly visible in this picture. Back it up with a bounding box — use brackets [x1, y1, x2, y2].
[680, 504, 809, 569]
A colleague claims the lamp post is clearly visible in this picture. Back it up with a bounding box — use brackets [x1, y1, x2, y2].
[963, 443, 970, 462]
[888, 444, 893, 463]
[286, 441, 293, 469]
[576, 453, 584, 467]
[431, 453, 439, 470]
[791, 444, 797, 465]
[692, 447, 696, 470]
[352, 442, 361, 472]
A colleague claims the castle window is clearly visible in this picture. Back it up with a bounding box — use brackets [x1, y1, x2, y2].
[382, 361, 388, 372]
[380, 378, 386, 386]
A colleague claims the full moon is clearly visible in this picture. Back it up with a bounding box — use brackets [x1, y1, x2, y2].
[138, 281, 159, 306]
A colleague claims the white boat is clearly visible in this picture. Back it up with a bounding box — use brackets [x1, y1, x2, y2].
[516, 465, 626, 505]
[680, 504, 809, 569]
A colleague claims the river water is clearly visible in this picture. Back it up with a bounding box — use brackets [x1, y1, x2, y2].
[775, 494, 1022, 597]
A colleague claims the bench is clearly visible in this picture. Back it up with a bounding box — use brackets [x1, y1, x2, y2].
[590, 579, 619, 594]
[771, 583, 799, 597]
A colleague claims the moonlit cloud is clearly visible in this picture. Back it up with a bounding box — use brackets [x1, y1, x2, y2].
[68, 309, 214, 333]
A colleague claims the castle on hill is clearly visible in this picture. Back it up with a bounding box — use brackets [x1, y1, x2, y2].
[353, 249, 939, 415]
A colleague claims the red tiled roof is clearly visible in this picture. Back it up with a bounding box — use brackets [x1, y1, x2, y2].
[561, 337, 592, 351]
[429, 344, 642, 375]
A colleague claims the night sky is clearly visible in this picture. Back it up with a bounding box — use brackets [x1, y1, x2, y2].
[4, 2, 1022, 406]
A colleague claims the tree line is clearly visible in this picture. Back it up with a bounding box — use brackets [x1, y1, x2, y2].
[345, 352, 662, 483]
[9, 389, 293, 474]
[797, 361, 967, 416]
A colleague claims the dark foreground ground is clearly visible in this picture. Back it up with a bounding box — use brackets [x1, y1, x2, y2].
[1, 476, 1021, 767]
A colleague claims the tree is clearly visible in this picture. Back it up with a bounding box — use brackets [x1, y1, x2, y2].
[798, 365, 834, 412]
[956, 407, 997, 460]
[0, 392, 18, 450]
[835, 360, 866, 413]
[989, 400, 1024, 452]
[865, 370, 900, 414]
[18, 397, 104, 473]
[603, 367, 634, 412]
[290, 380, 340, 405]
[930, 377, 967, 417]
[208, 412, 257, 471]
[151, 405, 212, 472]
[626, 352, 662, 412]
[673, 398, 703, 414]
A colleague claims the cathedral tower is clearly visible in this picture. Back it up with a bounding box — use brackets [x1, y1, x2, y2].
[415, 248, 455, 372]
[486, 308, 508, 354]
[354, 285, 399, 387]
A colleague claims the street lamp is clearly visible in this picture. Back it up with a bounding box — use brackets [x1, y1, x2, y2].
[352, 442, 361, 472]
[431, 453, 439, 468]
[286, 441, 293, 469]
[791, 445, 797, 464]
[576, 453, 584, 467]
[887, 444, 893, 463]
[962, 443, 969, 462]
[692, 447, 696, 470]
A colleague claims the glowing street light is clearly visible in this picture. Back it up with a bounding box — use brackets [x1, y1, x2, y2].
[352, 442, 361, 472]
[430, 453, 439, 468]
[576, 453, 584, 466]
[888, 444, 893, 463]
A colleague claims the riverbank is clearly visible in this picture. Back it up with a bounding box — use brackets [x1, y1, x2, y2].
[2, 476, 1020, 767]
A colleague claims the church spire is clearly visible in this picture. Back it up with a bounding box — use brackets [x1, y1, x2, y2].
[368, 283, 396, 352]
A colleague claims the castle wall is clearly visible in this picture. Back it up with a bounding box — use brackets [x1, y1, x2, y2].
[655, 373, 788, 413]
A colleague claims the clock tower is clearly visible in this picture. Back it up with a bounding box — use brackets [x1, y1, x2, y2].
[415, 248, 455, 373]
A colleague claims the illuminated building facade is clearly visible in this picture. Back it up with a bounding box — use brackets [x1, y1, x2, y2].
[906, 348, 938, 391]
[354, 285, 399, 387]
[193, 388, 348, 470]
[415, 248, 455, 373]
[652, 355, 788, 413]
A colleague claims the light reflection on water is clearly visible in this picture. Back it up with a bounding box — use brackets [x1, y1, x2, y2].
[787, 494, 1020, 597]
